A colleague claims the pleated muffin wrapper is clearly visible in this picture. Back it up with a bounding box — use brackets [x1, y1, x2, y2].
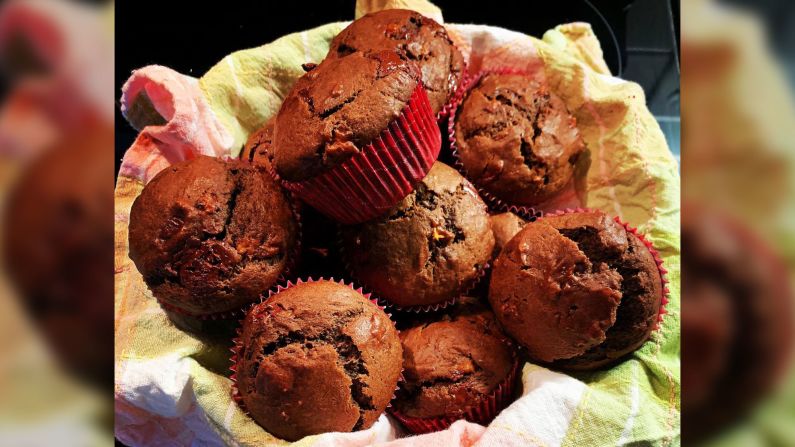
[276, 84, 441, 225]
[156, 185, 304, 323]
[388, 356, 520, 434]
[447, 68, 588, 220]
[540, 207, 671, 329]
[336, 228, 490, 313]
[229, 277, 404, 425]
[436, 61, 472, 122]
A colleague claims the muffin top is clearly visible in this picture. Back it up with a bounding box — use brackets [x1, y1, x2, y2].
[128, 156, 298, 316]
[489, 211, 623, 362]
[454, 73, 585, 206]
[327, 9, 464, 115]
[340, 162, 495, 308]
[489, 211, 526, 255]
[235, 280, 402, 441]
[273, 50, 421, 182]
[544, 211, 663, 370]
[240, 118, 275, 168]
[394, 298, 515, 419]
[489, 210, 662, 366]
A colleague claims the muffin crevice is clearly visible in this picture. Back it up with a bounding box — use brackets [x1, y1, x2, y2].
[217, 174, 243, 244]
[318, 88, 364, 119]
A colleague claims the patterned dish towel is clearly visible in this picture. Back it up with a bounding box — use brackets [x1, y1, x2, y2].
[114, 0, 681, 445]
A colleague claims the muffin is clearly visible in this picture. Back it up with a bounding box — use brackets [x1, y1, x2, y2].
[240, 118, 275, 168]
[452, 73, 585, 207]
[681, 204, 793, 442]
[128, 155, 298, 317]
[488, 209, 664, 369]
[233, 280, 402, 441]
[3, 127, 113, 387]
[391, 298, 516, 431]
[340, 162, 495, 309]
[326, 9, 464, 115]
[489, 212, 526, 255]
[273, 50, 440, 224]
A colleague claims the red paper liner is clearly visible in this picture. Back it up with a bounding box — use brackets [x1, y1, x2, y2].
[498, 204, 543, 222]
[540, 207, 670, 329]
[230, 277, 401, 421]
[155, 190, 303, 321]
[382, 262, 489, 314]
[388, 358, 520, 434]
[448, 68, 578, 219]
[277, 85, 441, 225]
[337, 228, 490, 313]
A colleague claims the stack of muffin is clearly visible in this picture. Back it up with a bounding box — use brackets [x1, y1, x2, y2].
[127, 9, 667, 441]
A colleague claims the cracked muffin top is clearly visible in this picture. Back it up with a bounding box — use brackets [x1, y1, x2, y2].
[235, 280, 402, 441]
[340, 162, 495, 308]
[488, 210, 663, 368]
[240, 118, 275, 169]
[128, 155, 298, 316]
[393, 297, 515, 419]
[454, 73, 585, 206]
[273, 50, 421, 182]
[326, 9, 464, 115]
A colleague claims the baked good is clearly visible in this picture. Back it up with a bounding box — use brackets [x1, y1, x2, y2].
[240, 118, 275, 168]
[681, 204, 793, 442]
[453, 73, 585, 206]
[273, 50, 440, 224]
[233, 280, 402, 441]
[488, 209, 663, 368]
[327, 9, 464, 115]
[340, 162, 494, 309]
[128, 155, 298, 316]
[3, 127, 113, 387]
[273, 50, 421, 182]
[392, 298, 515, 422]
[489, 211, 526, 255]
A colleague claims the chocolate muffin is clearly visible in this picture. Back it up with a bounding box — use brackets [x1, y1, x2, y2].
[234, 280, 402, 441]
[681, 204, 793, 442]
[489, 212, 526, 255]
[3, 127, 113, 387]
[128, 155, 298, 316]
[489, 210, 663, 368]
[327, 9, 464, 115]
[393, 298, 515, 420]
[340, 162, 495, 309]
[240, 118, 275, 168]
[453, 73, 585, 206]
[273, 50, 421, 183]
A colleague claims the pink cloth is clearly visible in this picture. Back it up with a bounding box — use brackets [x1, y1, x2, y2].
[0, 80, 59, 158]
[0, 0, 113, 159]
[0, 0, 113, 126]
[119, 66, 233, 183]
